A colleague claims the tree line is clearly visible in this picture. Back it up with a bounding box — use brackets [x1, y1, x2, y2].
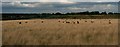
[2, 11, 120, 20]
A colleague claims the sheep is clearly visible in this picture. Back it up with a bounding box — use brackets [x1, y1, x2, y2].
[63, 21, 64, 23]
[66, 21, 70, 23]
[25, 22, 28, 23]
[72, 21, 75, 24]
[108, 20, 111, 24]
[41, 21, 44, 23]
[91, 21, 94, 23]
[91, 20, 94, 23]
[19, 22, 21, 24]
[58, 21, 60, 22]
[85, 21, 87, 22]
[77, 21, 79, 24]
[109, 21, 111, 24]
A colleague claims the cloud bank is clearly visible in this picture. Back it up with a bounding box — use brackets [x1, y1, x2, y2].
[2, 2, 118, 13]
[2, 0, 120, 2]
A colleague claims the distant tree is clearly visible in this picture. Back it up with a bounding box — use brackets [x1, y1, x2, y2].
[78, 11, 89, 15]
[66, 13, 70, 15]
[90, 11, 100, 15]
[51, 13, 55, 15]
[70, 12, 76, 15]
[108, 12, 114, 15]
[101, 12, 107, 15]
[84, 11, 89, 15]
[41, 13, 47, 15]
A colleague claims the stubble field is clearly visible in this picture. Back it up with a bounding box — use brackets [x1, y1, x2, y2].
[2, 19, 118, 45]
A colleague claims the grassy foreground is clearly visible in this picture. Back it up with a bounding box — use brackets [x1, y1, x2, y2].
[2, 19, 118, 45]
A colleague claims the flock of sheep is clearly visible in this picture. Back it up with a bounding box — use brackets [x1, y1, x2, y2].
[59, 20, 111, 24]
[18, 19, 112, 25]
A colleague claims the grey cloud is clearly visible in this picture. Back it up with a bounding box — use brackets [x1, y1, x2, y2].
[2, 2, 118, 13]
[2, 0, 120, 2]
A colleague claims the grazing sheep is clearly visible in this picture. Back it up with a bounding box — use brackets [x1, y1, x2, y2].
[77, 21, 79, 24]
[19, 22, 21, 24]
[73, 22, 75, 24]
[63, 21, 64, 23]
[66, 21, 70, 23]
[107, 20, 111, 24]
[109, 21, 111, 24]
[58, 21, 60, 22]
[91, 21, 94, 23]
[41, 21, 44, 23]
[25, 22, 28, 23]
[91, 20, 94, 23]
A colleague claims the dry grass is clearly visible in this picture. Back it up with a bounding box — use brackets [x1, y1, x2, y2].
[0, 21, 2, 46]
[2, 19, 118, 45]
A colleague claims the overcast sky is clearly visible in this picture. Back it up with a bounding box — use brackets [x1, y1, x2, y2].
[1, 0, 119, 13]
[2, 0, 120, 2]
[2, 2, 118, 13]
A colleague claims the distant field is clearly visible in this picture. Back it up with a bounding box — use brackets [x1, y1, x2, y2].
[2, 19, 118, 45]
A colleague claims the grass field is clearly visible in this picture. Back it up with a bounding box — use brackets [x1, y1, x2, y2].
[2, 19, 118, 45]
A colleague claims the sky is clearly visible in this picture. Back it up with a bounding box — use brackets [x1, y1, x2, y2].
[2, 0, 120, 2]
[1, 0, 120, 13]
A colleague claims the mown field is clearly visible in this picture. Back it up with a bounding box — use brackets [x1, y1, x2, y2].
[2, 19, 118, 45]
